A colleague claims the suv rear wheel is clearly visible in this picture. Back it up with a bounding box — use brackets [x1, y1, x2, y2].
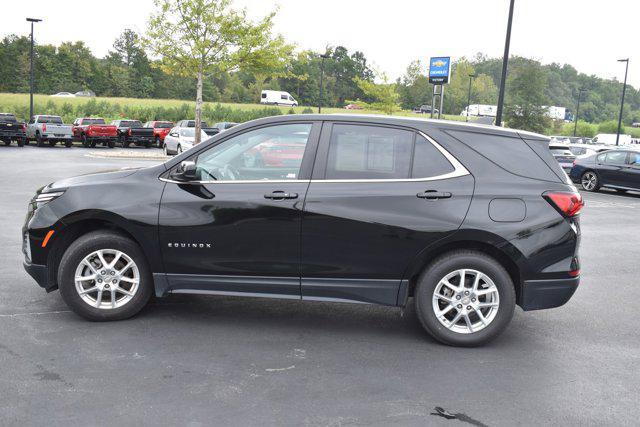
[58, 231, 152, 321]
[415, 250, 515, 347]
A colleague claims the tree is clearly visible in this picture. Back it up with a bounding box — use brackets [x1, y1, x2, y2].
[145, 0, 292, 144]
[504, 62, 551, 133]
[353, 73, 399, 115]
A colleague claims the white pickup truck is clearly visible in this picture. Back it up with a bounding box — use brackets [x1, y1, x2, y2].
[26, 115, 74, 147]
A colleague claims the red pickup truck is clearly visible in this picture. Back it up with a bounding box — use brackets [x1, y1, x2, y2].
[143, 121, 174, 147]
[72, 118, 118, 148]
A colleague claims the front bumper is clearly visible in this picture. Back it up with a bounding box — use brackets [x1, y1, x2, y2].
[23, 260, 52, 291]
[520, 277, 579, 311]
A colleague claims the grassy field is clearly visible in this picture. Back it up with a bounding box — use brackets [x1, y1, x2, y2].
[0, 92, 465, 123]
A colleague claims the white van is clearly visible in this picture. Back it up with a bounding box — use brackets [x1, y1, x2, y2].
[260, 90, 298, 107]
[592, 133, 632, 146]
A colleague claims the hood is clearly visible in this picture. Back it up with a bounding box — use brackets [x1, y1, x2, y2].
[45, 168, 140, 191]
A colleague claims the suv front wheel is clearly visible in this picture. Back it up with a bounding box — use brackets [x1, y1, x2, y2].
[415, 250, 515, 347]
[58, 231, 152, 321]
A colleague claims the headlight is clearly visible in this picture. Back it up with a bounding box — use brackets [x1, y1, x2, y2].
[34, 191, 65, 205]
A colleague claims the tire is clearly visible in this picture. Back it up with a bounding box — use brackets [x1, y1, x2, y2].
[89, 139, 96, 148]
[414, 250, 516, 347]
[162, 143, 169, 156]
[81, 134, 89, 148]
[58, 231, 153, 321]
[36, 132, 44, 147]
[17, 139, 24, 147]
[107, 139, 115, 148]
[581, 170, 600, 192]
[177, 144, 182, 154]
[155, 136, 161, 148]
[3, 140, 10, 146]
[65, 139, 73, 148]
[48, 140, 57, 147]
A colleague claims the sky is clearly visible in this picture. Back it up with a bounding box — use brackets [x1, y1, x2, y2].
[5, 0, 638, 87]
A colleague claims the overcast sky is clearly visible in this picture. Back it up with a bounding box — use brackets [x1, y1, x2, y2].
[5, 0, 638, 87]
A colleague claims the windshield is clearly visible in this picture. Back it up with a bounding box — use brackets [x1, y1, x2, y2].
[156, 122, 173, 129]
[83, 118, 105, 125]
[180, 128, 196, 137]
[120, 121, 142, 128]
[0, 114, 17, 123]
[39, 116, 63, 124]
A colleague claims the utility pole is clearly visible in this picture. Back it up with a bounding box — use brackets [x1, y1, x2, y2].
[573, 88, 586, 136]
[466, 74, 476, 122]
[495, 0, 515, 127]
[26, 18, 42, 120]
[318, 53, 330, 113]
[616, 58, 629, 146]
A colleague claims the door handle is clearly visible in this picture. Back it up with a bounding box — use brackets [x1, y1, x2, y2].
[417, 190, 452, 200]
[264, 191, 298, 200]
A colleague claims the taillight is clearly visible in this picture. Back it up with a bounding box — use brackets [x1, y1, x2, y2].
[544, 191, 584, 217]
[128, 128, 132, 136]
[42, 124, 47, 132]
[21, 123, 26, 132]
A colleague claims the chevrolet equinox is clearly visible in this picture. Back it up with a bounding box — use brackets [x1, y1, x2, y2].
[23, 115, 582, 346]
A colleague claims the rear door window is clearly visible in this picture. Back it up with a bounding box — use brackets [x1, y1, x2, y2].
[324, 124, 413, 179]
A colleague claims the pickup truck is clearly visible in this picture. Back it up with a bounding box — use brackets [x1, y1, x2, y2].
[143, 121, 174, 147]
[111, 119, 155, 148]
[72, 118, 118, 148]
[26, 115, 74, 147]
[175, 119, 219, 136]
[0, 113, 26, 147]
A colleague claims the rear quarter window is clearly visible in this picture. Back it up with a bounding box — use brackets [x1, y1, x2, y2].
[412, 134, 454, 178]
[446, 130, 561, 182]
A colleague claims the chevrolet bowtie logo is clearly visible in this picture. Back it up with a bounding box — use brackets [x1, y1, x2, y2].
[168, 243, 212, 248]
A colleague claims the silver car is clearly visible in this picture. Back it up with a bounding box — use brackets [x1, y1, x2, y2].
[162, 127, 209, 156]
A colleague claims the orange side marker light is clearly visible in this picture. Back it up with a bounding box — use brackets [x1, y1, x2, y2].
[42, 230, 55, 248]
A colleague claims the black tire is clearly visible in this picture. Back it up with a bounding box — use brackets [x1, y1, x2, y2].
[414, 250, 516, 347]
[23, 138, 29, 146]
[65, 139, 73, 148]
[155, 136, 161, 148]
[89, 139, 96, 148]
[36, 132, 44, 147]
[107, 139, 116, 148]
[48, 140, 56, 147]
[177, 144, 182, 154]
[3, 140, 10, 146]
[81, 134, 89, 148]
[58, 231, 153, 321]
[17, 138, 24, 147]
[580, 170, 600, 192]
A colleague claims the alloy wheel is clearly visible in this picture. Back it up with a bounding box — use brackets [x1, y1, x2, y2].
[74, 249, 140, 309]
[581, 172, 597, 191]
[432, 269, 500, 334]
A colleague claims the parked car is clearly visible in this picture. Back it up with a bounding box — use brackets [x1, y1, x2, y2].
[51, 92, 75, 98]
[413, 105, 439, 114]
[570, 148, 640, 193]
[260, 90, 298, 106]
[26, 115, 73, 147]
[344, 104, 363, 110]
[143, 121, 174, 147]
[212, 122, 237, 133]
[549, 143, 577, 173]
[592, 133, 632, 146]
[72, 118, 118, 148]
[162, 126, 209, 156]
[568, 146, 597, 158]
[175, 119, 218, 136]
[111, 119, 155, 148]
[23, 115, 582, 347]
[74, 90, 95, 97]
[0, 113, 26, 147]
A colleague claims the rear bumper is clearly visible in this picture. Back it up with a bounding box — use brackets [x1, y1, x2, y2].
[23, 260, 51, 290]
[520, 277, 579, 311]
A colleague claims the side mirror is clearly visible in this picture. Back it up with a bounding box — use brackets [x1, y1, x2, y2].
[169, 132, 178, 137]
[173, 160, 198, 182]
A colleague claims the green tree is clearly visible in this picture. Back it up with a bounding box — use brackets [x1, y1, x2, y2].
[353, 73, 399, 115]
[504, 62, 551, 133]
[145, 0, 292, 144]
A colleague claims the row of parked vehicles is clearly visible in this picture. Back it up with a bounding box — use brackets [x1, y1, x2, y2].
[0, 113, 237, 150]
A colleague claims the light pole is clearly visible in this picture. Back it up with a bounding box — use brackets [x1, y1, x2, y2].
[573, 88, 587, 136]
[318, 53, 330, 113]
[26, 18, 42, 121]
[466, 74, 476, 122]
[616, 58, 629, 146]
[495, 0, 515, 127]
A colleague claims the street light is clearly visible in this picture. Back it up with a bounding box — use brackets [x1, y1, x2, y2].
[466, 74, 476, 122]
[26, 17, 42, 120]
[495, 0, 515, 127]
[573, 88, 587, 136]
[318, 53, 330, 113]
[616, 58, 629, 146]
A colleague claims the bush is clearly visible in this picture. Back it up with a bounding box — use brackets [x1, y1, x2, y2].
[598, 120, 624, 134]
[301, 107, 314, 114]
[559, 121, 597, 138]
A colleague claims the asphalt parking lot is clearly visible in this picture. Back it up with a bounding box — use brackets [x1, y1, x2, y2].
[1, 146, 639, 426]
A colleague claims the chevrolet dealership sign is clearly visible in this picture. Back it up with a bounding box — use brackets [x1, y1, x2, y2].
[429, 57, 451, 84]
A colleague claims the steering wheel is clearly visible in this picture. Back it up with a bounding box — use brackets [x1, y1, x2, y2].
[220, 164, 240, 181]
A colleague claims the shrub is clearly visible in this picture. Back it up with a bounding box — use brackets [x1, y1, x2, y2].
[559, 121, 597, 138]
[598, 120, 624, 134]
[301, 107, 314, 114]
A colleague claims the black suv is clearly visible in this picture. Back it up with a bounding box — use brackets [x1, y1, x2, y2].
[23, 115, 582, 346]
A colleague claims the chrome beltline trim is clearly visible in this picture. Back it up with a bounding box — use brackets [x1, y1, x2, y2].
[160, 130, 470, 185]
